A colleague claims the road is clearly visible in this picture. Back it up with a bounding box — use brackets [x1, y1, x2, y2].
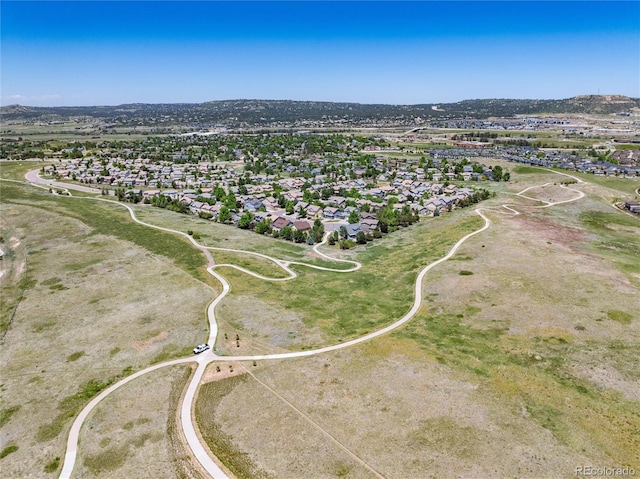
[19, 169, 586, 479]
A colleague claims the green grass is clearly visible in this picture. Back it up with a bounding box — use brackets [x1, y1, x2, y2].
[458, 270, 474, 276]
[66, 351, 85, 362]
[0, 161, 51, 181]
[579, 210, 640, 283]
[1, 181, 214, 287]
[0, 445, 18, 459]
[217, 214, 483, 344]
[510, 164, 639, 195]
[570, 170, 640, 195]
[212, 250, 290, 279]
[612, 143, 640, 150]
[607, 310, 633, 324]
[0, 405, 21, 427]
[44, 457, 60, 474]
[83, 445, 129, 474]
[513, 165, 544, 175]
[64, 258, 103, 271]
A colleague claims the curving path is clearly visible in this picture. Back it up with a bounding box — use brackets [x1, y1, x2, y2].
[17, 168, 585, 479]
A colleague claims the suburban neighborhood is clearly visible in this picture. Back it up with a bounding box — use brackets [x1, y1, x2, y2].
[35, 129, 640, 248]
[38, 133, 506, 244]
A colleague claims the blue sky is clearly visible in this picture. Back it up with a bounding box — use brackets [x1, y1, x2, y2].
[1, 1, 638, 106]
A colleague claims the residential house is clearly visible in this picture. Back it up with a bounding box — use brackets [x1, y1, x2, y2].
[293, 220, 312, 232]
[271, 216, 293, 231]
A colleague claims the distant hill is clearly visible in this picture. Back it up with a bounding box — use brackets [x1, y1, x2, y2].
[1, 95, 638, 127]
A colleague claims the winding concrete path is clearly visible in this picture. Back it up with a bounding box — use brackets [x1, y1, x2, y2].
[18, 168, 586, 479]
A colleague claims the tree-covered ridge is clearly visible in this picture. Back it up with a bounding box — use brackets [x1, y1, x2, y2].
[2, 95, 637, 126]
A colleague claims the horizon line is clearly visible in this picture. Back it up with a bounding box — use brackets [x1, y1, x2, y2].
[2, 93, 636, 109]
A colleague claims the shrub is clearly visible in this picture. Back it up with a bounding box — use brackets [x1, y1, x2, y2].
[0, 445, 18, 459]
[44, 457, 60, 473]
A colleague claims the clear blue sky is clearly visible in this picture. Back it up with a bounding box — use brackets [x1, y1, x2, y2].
[1, 1, 638, 106]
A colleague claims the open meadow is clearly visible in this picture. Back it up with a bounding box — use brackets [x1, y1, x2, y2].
[0, 167, 212, 476]
[1, 159, 638, 478]
[194, 164, 639, 478]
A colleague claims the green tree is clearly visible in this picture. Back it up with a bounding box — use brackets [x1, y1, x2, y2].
[281, 226, 293, 241]
[293, 229, 306, 243]
[115, 187, 126, 201]
[285, 200, 295, 215]
[311, 218, 325, 243]
[255, 218, 272, 235]
[238, 211, 254, 229]
[218, 206, 232, 224]
[225, 191, 237, 209]
[348, 210, 359, 224]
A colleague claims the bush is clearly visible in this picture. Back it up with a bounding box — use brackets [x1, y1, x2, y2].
[339, 239, 356, 250]
[44, 457, 60, 473]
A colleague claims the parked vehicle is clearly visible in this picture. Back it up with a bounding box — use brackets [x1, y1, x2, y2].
[193, 343, 210, 354]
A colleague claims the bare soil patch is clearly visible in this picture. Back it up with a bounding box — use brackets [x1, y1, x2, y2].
[519, 183, 583, 204]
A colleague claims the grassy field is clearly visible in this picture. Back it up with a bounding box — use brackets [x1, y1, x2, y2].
[0, 181, 216, 288]
[195, 166, 639, 478]
[2, 159, 638, 477]
[510, 164, 640, 196]
[0, 189, 212, 476]
[0, 124, 158, 142]
[212, 211, 484, 354]
[133, 205, 315, 263]
[74, 364, 198, 479]
[0, 160, 51, 180]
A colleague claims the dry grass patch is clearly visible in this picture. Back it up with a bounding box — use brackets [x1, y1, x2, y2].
[519, 183, 584, 204]
[74, 365, 193, 479]
[196, 368, 374, 479]
[0, 203, 211, 476]
[214, 294, 326, 355]
[197, 348, 597, 478]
